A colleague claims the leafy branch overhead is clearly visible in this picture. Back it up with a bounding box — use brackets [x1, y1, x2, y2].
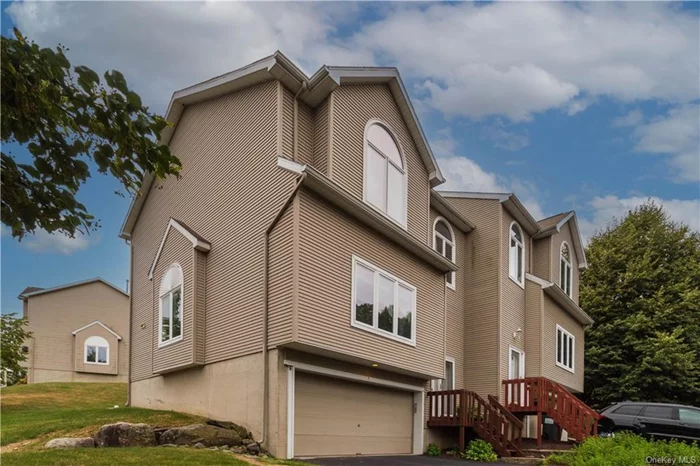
[1, 28, 181, 239]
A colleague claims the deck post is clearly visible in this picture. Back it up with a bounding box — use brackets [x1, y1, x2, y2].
[537, 410, 542, 448]
[459, 426, 465, 452]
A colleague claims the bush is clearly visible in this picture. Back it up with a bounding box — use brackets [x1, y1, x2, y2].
[545, 432, 700, 466]
[426, 442, 441, 457]
[461, 439, 498, 462]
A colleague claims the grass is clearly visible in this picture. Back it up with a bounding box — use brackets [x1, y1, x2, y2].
[1, 383, 202, 447]
[1, 447, 251, 465]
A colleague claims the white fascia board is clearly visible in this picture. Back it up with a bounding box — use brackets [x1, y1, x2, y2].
[72, 320, 123, 340]
[148, 218, 211, 279]
[22, 278, 128, 299]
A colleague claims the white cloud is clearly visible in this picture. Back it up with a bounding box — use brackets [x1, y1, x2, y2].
[480, 120, 530, 151]
[579, 195, 700, 241]
[612, 109, 644, 127]
[631, 104, 700, 183]
[20, 229, 92, 255]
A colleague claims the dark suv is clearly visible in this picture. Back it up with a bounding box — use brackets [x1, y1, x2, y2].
[599, 402, 700, 442]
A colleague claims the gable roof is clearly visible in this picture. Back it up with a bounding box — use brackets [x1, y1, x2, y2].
[430, 191, 475, 233]
[526, 273, 594, 325]
[438, 191, 540, 235]
[119, 51, 445, 240]
[71, 320, 122, 340]
[148, 218, 211, 279]
[18, 278, 128, 300]
[534, 211, 588, 269]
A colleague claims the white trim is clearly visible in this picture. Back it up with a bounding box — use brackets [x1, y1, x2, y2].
[508, 346, 525, 380]
[559, 241, 573, 298]
[22, 278, 128, 299]
[556, 324, 575, 373]
[158, 263, 184, 348]
[362, 119, 408, 230]
[72, 321, 122, 340]
[148, 219, 210, 280]
[286, 365, 295, 459]
[84, 336, 110, 365]
[433, 216, 456, 290]
[277, 156, 306, 175]
[509, 221, 525, 288]
[525, 273, 594, 326]
[351, 255, 417, 346]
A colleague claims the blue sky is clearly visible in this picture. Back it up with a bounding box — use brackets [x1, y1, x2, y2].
[1, 1, 699, 315]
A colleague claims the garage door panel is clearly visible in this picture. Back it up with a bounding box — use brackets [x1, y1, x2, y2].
[294, 372, 413, 457]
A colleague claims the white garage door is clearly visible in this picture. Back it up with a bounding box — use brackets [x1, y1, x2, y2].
[294, 372, 414, 457]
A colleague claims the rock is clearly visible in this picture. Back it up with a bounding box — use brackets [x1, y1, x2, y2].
[205, 419, 252, 441]
[159, 424, 242, 447]
[95, 422, 157, 447]
[45, 438, 95, 449]
[230, 445, 246, 454]
[234, 425, 252, 440]
[246, 443, 261, 455]
[159, 444, 178, 448]
[194, 442, 206, 449]
[241, 438, 254, 446]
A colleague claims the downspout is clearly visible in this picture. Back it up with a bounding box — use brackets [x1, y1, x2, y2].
[125, 238, 133, 407]
[259, 171, 307, 446]
[292, 82, 307, 162]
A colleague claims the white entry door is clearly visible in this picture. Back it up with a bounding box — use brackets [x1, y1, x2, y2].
[430, 358, 456, 417]
[508, 347, 525, 405]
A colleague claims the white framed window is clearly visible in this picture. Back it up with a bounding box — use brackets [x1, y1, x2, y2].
[85, 336, 109, 365]
[363, 121, 407, 228]
[433, 217, 456, 289]
[556, 325, 575, 372]
[159, 263, 183, 347]
[351, 256, 416, 345]
[509, 222, 525, 286]
[560, 242, 572, 298]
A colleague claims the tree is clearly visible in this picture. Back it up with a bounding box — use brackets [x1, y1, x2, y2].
[1, 29, 181, 239]
[581, 201, 700, 408]
[0, 314, 32, 386]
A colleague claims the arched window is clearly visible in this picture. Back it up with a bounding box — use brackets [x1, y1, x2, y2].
[433, 217, 456, 289]
[159, 263, 183, 346]
[560, 242, 572, 297]
[509, 222, 524, 285]
[85, 336, 109, 365]
[364, 121, 407, 227]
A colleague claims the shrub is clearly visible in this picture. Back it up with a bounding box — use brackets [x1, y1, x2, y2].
[545, 432, 700, 466]
[426, 442, 441, 457]
[462, 439, 498, 462]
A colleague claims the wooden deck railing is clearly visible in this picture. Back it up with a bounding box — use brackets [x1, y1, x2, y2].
[502, 377, 600, 441]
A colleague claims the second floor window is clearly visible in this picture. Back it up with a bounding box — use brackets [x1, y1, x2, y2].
[560, 242, 572, 297]
[509, 222, 524, 285]
[159, 263, 183, 346]
[556, 325, 575, 372]
[434, 218, 456, 289]
[364, 122, 406, 228]
[352, 256, 416, 344]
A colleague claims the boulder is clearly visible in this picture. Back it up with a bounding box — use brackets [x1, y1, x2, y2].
[205, 419, 252, 440]
[95, 422, 157, 447]
[193, 442, 206, 449]
[246, 443, 261, 455]
[45, 438, 95, 449]
[159, 424, 242, 447]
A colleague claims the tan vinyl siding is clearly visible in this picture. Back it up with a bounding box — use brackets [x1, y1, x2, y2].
[500, 209, 529, 389]
[313, 98, 329, 175]
[430, 209, 466, 389]
[444, 197, 501, 398]
[297, 100, 314, 166]
[296, 190, 444, 379]
[329, 85, 430, 246]
[533, 236, 552, 282]
[74, 325, 119, 375]
[152, 229, 196, 374]
[542, 295, 584, 392]
[550, 222, 580, 304]
[268, 206, 295, 348]
[524, 279, 543, 377]
[130, 81, 293, 381]
[24, 282, 129, 382]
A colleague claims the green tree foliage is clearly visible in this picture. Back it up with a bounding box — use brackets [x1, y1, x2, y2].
[1, 29, 181, 239]
[0, 314, 32, 385]
[581, 201, 700, 408]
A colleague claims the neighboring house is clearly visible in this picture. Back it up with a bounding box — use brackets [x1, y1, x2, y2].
[120, 52, 595, 459]
[19, 278, 130, 384]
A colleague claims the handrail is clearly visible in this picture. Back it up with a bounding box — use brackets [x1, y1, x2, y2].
[488, 395, 524, 429]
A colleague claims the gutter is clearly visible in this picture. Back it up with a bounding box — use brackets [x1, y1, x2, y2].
[525, 273, 594, 326]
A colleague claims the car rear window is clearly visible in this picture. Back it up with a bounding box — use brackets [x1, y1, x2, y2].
[641, 406, 675, 420]
[613, 405, 643, 416]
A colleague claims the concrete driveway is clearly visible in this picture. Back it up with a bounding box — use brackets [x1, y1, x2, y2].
[304, 456, 513, 466]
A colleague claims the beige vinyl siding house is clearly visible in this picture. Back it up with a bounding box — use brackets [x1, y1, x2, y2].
[121, 52, 594, 458]
[19, 278, 129, 384]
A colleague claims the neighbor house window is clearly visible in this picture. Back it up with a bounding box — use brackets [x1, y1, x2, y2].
[352, 256, 416, 344]
[159, 263, 183, 346]
[434, 218, 456, 289]
[560, 242, 572, 297]
[364, 121, 406, 227]
[556, 325, 575, 372]
[509, 222, 524, 285]
[85, 336, 109, 365]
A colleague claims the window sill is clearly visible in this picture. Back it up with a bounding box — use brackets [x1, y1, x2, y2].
[158, 336, 184, 349]
[85, 361, 109, 366]
[362, 199, 407, 231]
[351, 321, 416, 347]
[446, 283, 456, 291]
[555, 361, 575, 374]
[508, 275, 525, 289]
